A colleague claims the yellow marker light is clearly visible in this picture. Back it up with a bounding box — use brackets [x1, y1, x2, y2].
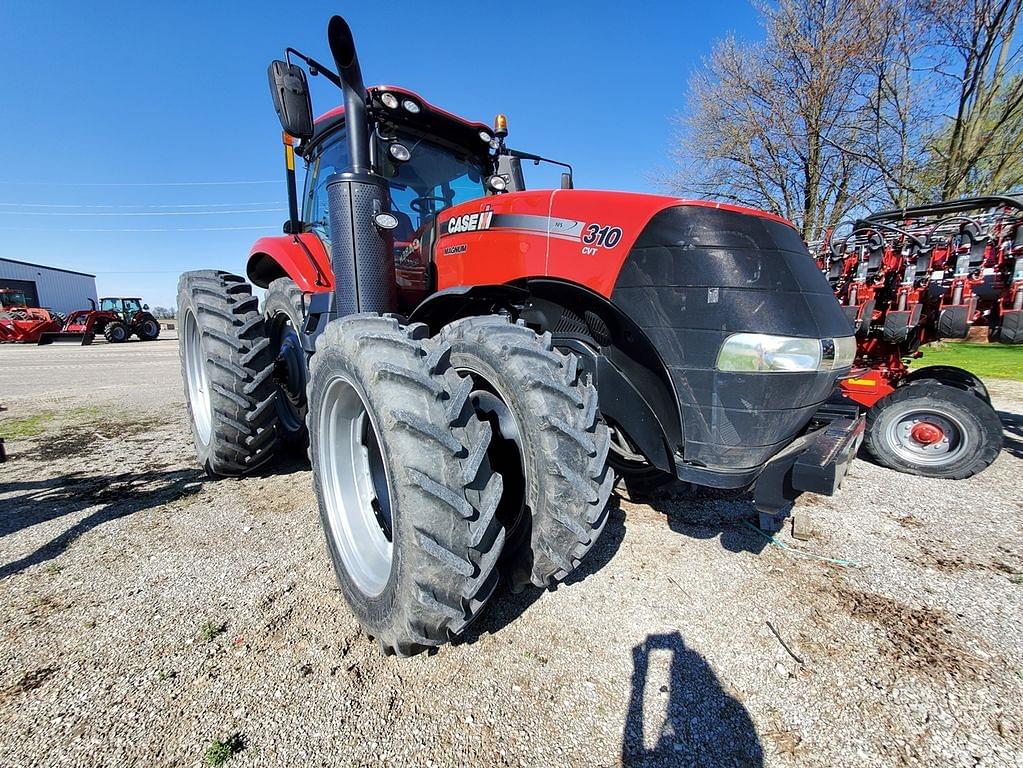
[845, 378, 877, 389]
[494, 113, 508, 137]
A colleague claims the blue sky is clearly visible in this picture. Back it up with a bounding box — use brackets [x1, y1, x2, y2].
[0, 1, 761, 306]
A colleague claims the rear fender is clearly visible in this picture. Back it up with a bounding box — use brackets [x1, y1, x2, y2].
[247, 233, 333, 292]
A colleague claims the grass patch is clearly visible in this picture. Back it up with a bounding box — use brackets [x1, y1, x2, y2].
[912, 343, 1023, 380]
[199, 620, 227, 643]
[204, 734, 245, 766]
[0, 412, 54, 439]
[0, 406, 113, 441]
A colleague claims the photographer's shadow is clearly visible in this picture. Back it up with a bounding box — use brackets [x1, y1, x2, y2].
[623, 631, 763, 766]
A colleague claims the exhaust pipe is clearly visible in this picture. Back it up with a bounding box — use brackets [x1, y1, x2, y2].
[327, 16, 371, 175]
[322, 15, 396, 317]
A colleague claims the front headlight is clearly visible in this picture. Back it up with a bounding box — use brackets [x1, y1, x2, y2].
[716, 333, 856, 373]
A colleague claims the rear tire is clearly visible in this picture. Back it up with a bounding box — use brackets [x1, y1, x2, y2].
[177, 270, 279, 477]
[136, 317, 161, 341]
[864, 381, 1003, 479]
[104, 321, 129, 343]
[439, 315, 614, 589]
[264, 277, 309, 452]
[308, 315, 505, 655]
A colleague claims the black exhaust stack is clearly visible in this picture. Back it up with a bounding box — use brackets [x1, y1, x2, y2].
[324, 15, 396, 317]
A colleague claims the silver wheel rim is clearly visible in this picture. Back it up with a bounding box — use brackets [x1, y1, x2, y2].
[183, 310, 212, 445]
[318, 374, 393, 597]
[885, 408, 968, 466]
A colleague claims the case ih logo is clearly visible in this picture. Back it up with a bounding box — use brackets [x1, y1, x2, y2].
[445, 210, 494, 235]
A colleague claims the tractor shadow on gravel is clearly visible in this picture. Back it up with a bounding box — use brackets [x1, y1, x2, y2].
[622, 631, 763, 766]
[631, 487, 771, 556]
[458, 499, 630, 644]
[0, 467, 207, 579]
[997, 410, 1023, 460]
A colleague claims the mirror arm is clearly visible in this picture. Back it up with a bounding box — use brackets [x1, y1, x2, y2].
[503, 147, 573, 186]
[285, 48, 342, 89]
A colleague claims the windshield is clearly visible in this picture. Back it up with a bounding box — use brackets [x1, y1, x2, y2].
[379, 132, 486, 239]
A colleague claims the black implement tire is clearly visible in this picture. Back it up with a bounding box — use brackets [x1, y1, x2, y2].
[177, 270, 279, 477]
[135, 316, 161, 341]
[264, 277, 309, 451]
[864, 381, 1003, 479]
[903, 365, 991, 404]
[439, 315, 614, 589]
[104, 321, 129, 343]
[308, 315, 505, 656]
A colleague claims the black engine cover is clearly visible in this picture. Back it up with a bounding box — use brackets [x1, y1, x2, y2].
[610, 205, 851, 472]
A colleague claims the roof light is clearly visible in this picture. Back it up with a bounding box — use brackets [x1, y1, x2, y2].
[389, 143, 411, 162]
[494, 113, 508, 137]
[401, 99, 420, 114]
[479, 130, 492, 143]
[380, 92, 399, 109]
[487, 175, 507, 192]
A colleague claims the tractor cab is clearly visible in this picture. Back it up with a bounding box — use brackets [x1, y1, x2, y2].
[299, 88, 494, 253]
[100, 297, 147, 322]
[0, 288, 32, 309]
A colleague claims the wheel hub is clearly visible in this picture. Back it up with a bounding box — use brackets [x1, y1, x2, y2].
[270, 317, 307, 431]
[886, 409, 967, 466]
[909, 421, 944, 446]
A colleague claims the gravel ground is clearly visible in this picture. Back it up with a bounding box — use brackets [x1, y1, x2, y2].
[1, 339, 1021, 767]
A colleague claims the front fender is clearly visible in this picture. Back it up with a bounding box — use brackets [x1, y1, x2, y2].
[247, 233, 333, 292]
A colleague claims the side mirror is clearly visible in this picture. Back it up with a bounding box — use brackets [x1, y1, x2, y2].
[560, 172, 574, 190]
[268, 60, 314, 141]
[143, 304, 149, 310]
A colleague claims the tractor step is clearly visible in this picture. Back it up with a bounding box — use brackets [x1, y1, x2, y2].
[37, 331, 95, 345]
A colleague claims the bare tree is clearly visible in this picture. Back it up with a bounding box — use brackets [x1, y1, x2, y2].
[670, 0, 884, 240]
[919, 0, 1023, 198]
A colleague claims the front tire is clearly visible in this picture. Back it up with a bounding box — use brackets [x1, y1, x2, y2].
[308, 315, 505, 655]
[104, 321, 129, 343]
[177, 270, 279, 477]
[864, 381, 1003, 479]
[264, 277, 309, 451]
[440, 315, 614, 589]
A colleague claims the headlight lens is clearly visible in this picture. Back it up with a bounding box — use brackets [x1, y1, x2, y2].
[401, 99, 421, 114]
[716, 333, 856, 373]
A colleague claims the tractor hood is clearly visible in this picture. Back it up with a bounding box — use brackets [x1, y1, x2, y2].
[434, 190, 854, 473]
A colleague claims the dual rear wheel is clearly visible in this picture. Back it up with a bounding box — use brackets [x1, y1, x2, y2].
[179, 272, 614, 655]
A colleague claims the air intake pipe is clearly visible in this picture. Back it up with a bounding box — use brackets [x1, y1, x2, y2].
[324, 15, 396, 316]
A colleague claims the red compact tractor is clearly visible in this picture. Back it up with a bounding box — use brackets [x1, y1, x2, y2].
[178, 16, 864, 655]
[812, 197, 1018, 479]
[0, 288, 63, 343]
[38, 297, 161, 345]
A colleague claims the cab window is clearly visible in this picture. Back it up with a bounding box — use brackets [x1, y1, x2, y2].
[123, 299, 142, 314]
[379, 133, 486, 241]
[101, 298, 121, 312]
[302, 129, 349, 243]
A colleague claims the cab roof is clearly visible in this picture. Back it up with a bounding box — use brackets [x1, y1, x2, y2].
[302, 85, 494, 158]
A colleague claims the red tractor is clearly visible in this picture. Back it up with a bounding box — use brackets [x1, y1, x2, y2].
[178, 16, 864, 655]
[39, 296, 161, 345]
[812, 197, 1017, 479]
[0, 288, 63, 343]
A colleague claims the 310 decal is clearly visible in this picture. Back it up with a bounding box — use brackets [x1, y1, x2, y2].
[581, 223, 623, 254]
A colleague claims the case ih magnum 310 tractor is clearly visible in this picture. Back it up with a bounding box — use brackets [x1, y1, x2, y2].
[813, 197, 1017, 479]
[178, 16, 863, 655]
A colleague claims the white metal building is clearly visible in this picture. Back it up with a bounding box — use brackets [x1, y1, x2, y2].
[0, 258, 98, 315]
